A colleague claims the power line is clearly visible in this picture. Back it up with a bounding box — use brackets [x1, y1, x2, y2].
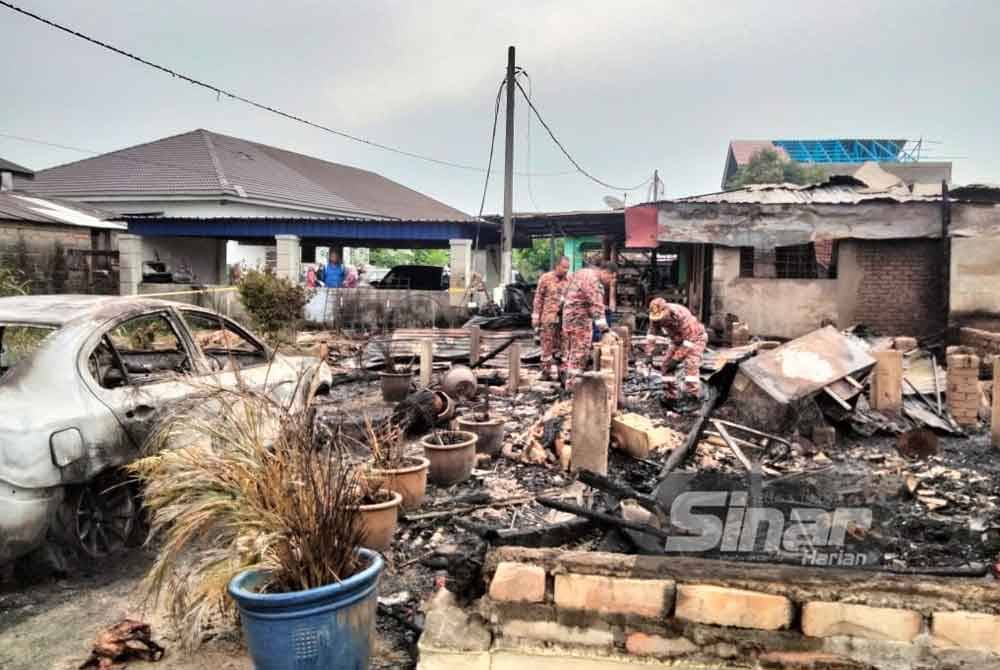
[477, 81, 505, 218]
[521, 71, 542, 212]
[0, 1, 572, 178]
[514, 77, 652, 192]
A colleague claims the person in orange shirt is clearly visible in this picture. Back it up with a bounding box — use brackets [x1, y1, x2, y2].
[531, 256, 570, 380]
[645, 298, 707, 411]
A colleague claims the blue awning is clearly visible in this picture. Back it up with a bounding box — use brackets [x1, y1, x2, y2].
[123, 216, 502, 247]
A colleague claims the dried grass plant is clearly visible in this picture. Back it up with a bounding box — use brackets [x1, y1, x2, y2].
[129, 374, 365, 649]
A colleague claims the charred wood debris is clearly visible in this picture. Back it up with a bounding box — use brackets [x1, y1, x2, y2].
[297, 323, 999, 664]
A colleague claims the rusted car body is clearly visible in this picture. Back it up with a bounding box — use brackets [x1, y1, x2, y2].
[0, 295, 331, 564]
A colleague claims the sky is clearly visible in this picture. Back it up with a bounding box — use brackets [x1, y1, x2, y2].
[1, 0, 998, 216]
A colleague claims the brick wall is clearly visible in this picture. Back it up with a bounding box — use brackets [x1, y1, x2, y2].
[418, 548, 1000, 670]
[852, 239, 943, 337]
[960, 327, 1000, 365]
[0, 220, 109, 294]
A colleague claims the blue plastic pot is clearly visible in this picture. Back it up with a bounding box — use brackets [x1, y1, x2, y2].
[228, 549, 383, 670]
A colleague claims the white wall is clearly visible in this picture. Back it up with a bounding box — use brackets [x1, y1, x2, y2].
[141, 236, 226, 284]
[227, 241, 272, 269]
[70, 198, 336, 219]
[951, 237, 1000, 319]
[711, 246, 839, 339]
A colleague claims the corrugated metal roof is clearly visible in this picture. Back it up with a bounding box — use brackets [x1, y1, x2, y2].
[0, 157, 33, 176]
[18, 129, 474, 221]
[682, 163, 940, 205]
[0, 191, 125, 230]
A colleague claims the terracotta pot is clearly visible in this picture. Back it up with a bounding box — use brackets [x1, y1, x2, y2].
[420, 430, 478, 486]
[357, 490, 402, 553]
[433, 391, 456, 421]
[367, 457, 430, 510]
[456, 416, 505, 457]
[379, 371, 412, 402]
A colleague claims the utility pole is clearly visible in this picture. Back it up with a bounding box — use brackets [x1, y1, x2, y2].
[652, 169, 660, 201]
[501, 46, 516, 286]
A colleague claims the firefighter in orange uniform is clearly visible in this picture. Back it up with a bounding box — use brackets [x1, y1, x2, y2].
[532, 255, 570, 380]
[561, 259, 617, 382]
[645, 298, 707, 411]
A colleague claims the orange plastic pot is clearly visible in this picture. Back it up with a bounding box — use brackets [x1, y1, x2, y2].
[366, 457, 430, 510]
[357, 491, 402, 553]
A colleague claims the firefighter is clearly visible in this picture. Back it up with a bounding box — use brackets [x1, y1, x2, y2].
[561, 259, 617, 382]
[645, 298, 707, 411]
[532, 255, 571, 380]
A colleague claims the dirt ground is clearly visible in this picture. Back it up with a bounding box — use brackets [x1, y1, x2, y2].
[0, 549, 253, 670]
[0, 544, 419, 670]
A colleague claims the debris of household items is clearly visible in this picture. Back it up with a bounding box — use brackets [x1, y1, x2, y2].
[727, 325, 876, 434]
[392, 388, 456, 437]
[79, 620, 165, 669]
[505, 400, 573, 469]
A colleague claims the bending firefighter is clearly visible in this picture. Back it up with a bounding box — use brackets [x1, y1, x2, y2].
[561, 259, 617, 382]
[531, 255, 570, 380]
[645, 298, 707, 411]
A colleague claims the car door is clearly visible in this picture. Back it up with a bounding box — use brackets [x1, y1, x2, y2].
[84, 309, 205, 449]
[177, 308, 297, 400]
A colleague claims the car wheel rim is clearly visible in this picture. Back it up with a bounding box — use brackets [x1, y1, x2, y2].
[75, 483, 137, 558]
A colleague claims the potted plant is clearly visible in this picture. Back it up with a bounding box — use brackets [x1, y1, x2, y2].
[457, 397, 505, 457]
[130, 379, 383, 669]
[372, 337, 414, 402]
[420, 429, 479, 486]
[354, 478, 402, 552]
[354, 416, 429, 511]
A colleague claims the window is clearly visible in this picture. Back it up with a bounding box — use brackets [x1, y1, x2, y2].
[107, 313, 191, 382]
[738, 247, 755, 278]
[739, 243, 838, 280]
[0, 324, 57, 381]
[88, 336, 128, 389]
[181, 310, 269, 370]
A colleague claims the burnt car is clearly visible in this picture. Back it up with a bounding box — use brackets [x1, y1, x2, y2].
[0, 295, 331, 564]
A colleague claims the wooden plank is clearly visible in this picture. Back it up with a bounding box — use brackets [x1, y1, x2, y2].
[571, 373, 611, 475]
[467, 325, 481, 366]
[823, 385, 852, 411]
[870, 350, 903, 411]
[507, 340, 521, 395]
[418, 339, 434, 387]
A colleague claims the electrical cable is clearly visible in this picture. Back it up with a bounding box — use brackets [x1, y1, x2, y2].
[473, 79, 505, 250]
[514, 78, 651, 192]
[0, 1, 571, 178]
[521, 71, 542, 213]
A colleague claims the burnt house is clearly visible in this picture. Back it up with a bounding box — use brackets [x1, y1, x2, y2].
[0, 158, 124, 294]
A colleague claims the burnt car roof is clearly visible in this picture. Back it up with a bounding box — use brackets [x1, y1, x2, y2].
[0, 295, 184, 326]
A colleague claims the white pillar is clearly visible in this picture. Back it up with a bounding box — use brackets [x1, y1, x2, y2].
[118, 233, 143, 296]
[275, 234, 301, 283]
[449, 239, 473, 306]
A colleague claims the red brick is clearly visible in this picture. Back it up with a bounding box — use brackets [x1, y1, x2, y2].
[553, 573, 674, 618]
[489, 562, 546, 603]
[932, 611, 1000, 653]
[801, 602, 922, 641]
[625, 632, 697, 657]
[674, 584, 792, 630]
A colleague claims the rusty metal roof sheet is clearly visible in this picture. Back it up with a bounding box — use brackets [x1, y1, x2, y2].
[0, 191, 124, 230]
[737, 326, 876, 404]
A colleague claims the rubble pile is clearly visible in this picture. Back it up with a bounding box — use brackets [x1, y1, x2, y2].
[298, 320, 999, 668]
